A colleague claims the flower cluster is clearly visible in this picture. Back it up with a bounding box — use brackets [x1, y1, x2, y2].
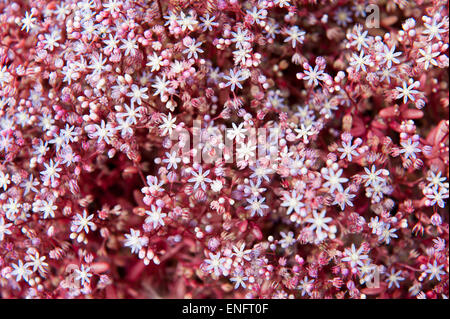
[0, 0, 448, 299]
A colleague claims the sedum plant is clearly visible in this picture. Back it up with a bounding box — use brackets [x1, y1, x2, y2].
[0, 0, 448, 299]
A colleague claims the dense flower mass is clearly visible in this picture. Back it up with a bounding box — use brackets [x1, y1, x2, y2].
[0, 0, 449, 299]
